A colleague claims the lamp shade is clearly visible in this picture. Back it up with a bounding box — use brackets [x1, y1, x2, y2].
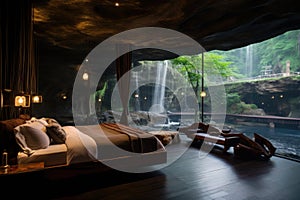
[15, 95, 30, 107]
[32, 95, 42, 103]
[15, 96, 26, 107]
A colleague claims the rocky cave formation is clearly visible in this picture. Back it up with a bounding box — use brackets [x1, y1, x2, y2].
[32, 0, 300, 98]
[224, 76, 300, 117]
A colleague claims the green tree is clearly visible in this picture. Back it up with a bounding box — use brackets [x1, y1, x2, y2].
[171, 52, 240, 95]
[209, 29, 300, 77]
[256, 30, 300, 73]
[171, 53, 239, 120]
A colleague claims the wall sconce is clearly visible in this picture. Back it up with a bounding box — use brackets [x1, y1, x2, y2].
[32, 95, 43, 103]
[15, 95, 30, 107]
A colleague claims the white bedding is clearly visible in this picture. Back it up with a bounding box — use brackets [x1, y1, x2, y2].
[67, 124, 166, 162]
[18, 123, 166, 168]
[18, 144, 67, 167]
[63, 126, 98, 165]
[17, 126, 97, 166]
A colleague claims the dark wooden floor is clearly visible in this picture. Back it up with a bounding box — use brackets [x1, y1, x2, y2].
[2, 135, 300, 200]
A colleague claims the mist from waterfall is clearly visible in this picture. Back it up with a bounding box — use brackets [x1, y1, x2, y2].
[150, 60, 168, 113]
[245, 44, 253, 77]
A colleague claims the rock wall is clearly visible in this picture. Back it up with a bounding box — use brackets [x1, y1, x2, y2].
[224, 76, 300, 117]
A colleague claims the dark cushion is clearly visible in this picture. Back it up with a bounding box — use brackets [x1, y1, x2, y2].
[0, 118, 26, 165]
[46, 119, 66, 144]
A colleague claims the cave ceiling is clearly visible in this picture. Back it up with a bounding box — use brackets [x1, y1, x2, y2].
[32, 0, 300, 92]
[34, 0, 300, 61]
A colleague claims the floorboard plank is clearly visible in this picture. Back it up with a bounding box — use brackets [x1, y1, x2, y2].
[2, 136, 300, 200]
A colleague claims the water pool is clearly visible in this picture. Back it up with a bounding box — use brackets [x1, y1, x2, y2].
[229, 123, 300, 160]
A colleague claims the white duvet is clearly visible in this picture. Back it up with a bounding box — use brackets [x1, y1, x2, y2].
[63, 126, 98, 164]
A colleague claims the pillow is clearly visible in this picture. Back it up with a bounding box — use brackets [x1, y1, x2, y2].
[27, 117, 49, 126]
[14, 125, 28, 151]
[46, 120, 66, 144]
[17, 121, 50, 150]
[45, 118, 59, 125]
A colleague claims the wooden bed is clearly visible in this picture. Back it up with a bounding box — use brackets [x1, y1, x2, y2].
[0, 117, 167, 172]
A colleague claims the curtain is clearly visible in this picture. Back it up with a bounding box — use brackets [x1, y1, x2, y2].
[116, 44, 132, 125]
[0, 0, 36, 119]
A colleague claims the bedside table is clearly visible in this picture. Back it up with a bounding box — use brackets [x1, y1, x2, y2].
[0, 162, 44, 175]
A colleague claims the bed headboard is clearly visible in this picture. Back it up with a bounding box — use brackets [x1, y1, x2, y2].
[0, 118, 26, 165]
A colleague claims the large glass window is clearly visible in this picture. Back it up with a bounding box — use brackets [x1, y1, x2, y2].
[207, 30, 300, 160]
[133, 30, 300, 160]
[96, 30, 300, 161]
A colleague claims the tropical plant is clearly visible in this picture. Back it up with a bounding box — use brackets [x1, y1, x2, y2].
[171, 52, 239, 95]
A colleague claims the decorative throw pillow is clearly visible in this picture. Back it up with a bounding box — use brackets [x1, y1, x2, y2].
[46, 120, 66, 144]
[18, 121, 50, 150]
[27, 117, 49, 126]
[45, 118, 59, 125]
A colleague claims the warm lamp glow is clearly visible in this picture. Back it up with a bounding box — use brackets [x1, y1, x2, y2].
[82, 72, 89, 80]
[15, 96, 26, 107]
[15, 95, 30, 107]
[32, 95, 42, 103]
[200, 91, 206, 97]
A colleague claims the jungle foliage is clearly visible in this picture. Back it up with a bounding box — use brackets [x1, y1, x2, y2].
[211, 29, 300, 77]
[170, 30, 300, 114]
[172, 29, 300, 82]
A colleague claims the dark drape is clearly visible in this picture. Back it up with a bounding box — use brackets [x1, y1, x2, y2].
[116, 45, 132, 125]
[0, 0, 36, 119]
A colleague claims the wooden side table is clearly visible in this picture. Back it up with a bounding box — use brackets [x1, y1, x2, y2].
[0, 162, 44, 175]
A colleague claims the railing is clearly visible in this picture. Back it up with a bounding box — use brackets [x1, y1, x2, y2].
[221, 71, 300, 84]
[167, 112, 300, 129]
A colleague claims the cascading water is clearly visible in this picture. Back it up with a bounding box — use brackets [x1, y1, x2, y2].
[150, 60, 168, 113]
[245, 44, 253, 77]
[132, 71, 140, 111]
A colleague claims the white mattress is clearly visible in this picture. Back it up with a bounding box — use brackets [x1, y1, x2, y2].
[17, 144, 67, 167]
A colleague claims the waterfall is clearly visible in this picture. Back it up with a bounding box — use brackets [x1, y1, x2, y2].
[132, 71, 140, 111]
[150, 60, 168, 113]
[245, 44, 253, 77]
